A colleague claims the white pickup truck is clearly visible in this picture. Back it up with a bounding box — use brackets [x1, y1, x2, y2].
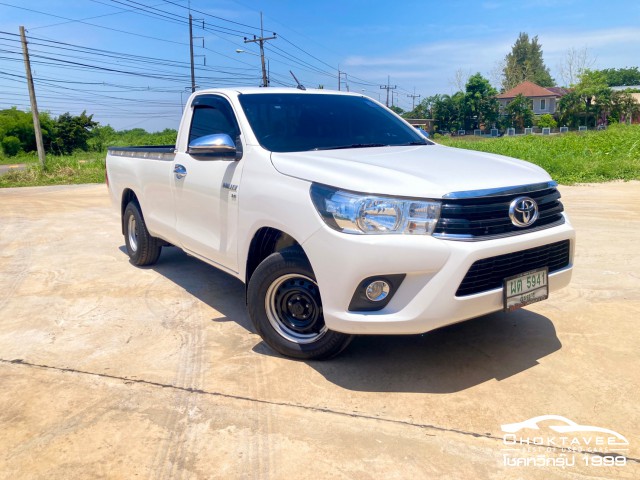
[106, 88, 575, 359]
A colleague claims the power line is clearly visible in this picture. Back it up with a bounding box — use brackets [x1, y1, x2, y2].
[29, 0, 166, 30]
[278, 34, 337, 73]
[266, 44, 334, 78]
[0, 2, 411, 128]
[0, 31, 256, 75]
[160, 0, 261, 32]
[1, 2, 394, 95]
[0, 2, 190, 47]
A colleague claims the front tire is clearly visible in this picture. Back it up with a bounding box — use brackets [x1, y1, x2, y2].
[123, 201, 162, 266]
[248, 247, 353, 360]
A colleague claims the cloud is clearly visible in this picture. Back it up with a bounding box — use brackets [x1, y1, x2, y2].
[339, 26, 640, 104]
[540, 27, 640, 79]
[343, 38, 510, 89]
[540, 27, 640, 54]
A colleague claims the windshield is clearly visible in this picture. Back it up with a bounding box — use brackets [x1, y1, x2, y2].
[238, 93, 431, 153]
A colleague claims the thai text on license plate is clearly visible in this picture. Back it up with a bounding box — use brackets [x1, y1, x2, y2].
[503, 267, 549, 312]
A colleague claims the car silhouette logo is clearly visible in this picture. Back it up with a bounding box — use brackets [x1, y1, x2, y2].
[501, 415, 629, 446]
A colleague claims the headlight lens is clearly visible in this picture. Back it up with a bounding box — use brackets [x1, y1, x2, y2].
[310, 184, 441, 235]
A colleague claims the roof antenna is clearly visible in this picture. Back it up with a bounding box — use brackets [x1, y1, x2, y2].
[289, 70, 306, 90]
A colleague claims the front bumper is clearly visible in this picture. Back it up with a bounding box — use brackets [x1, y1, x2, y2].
[301, 216, 575, 335]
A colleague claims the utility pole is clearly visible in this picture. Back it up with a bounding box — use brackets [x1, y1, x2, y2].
[189, 14, 196, 92]
[244, 12, 276, 87]
[338, 71, 348, 91]
[407, 88, 421, 110]
[19, 26, 45, 168]
[380, 76, 396, 107]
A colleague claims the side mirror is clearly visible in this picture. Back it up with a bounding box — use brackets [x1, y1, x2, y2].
[188, 133, 237, 157]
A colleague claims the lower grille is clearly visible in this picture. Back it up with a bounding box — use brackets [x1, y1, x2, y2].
[456, 240, 571, 297]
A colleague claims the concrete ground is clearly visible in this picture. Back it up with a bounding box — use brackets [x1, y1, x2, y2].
[0, 182, 638, 479]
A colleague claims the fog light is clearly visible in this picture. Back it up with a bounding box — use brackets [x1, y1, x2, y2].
[365, 280, 390, 302]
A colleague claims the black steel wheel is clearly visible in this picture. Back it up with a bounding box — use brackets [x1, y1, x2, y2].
[265, 273, 327, 344]
[123, 201, 162, 266]
[248, 247, 353, 360]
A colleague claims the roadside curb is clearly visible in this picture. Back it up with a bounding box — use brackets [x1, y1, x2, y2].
[0, 163, 27, 175]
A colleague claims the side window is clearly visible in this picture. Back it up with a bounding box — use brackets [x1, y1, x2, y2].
[188, 96, 240, 145]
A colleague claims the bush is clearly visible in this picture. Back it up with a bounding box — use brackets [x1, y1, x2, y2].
[1, 136, 22, 156]
[0, 152, 105, 188]
[435, 123, 640, 184]
[537, 114, 557, 129]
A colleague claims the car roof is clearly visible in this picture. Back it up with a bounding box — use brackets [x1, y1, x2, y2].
[195, 87, 361, 97]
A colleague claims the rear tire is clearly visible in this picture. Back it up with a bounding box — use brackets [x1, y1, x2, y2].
[248, 247, 353, 360]
[123, 201, 162, 266]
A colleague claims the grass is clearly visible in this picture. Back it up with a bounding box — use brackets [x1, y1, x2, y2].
[436, 124, 640, 184]
[2, 125, 639, 187]
[0, 152, 105, 188]
[0, 151, 40, 165]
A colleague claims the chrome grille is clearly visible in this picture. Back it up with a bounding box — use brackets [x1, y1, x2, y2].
[434, 186, 565, 241]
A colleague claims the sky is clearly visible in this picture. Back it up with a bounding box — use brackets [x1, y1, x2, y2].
[1, 0, 639, 131]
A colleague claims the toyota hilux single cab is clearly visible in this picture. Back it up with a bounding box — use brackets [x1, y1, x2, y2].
[106, 88, 575, 359]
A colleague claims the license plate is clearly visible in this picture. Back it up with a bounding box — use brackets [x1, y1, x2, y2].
[504, 267, 549, 311]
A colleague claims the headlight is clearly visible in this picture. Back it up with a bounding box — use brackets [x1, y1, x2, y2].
[310, 184, 441, 235]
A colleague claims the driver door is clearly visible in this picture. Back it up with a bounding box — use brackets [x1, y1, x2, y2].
[172, 94, 244, 273]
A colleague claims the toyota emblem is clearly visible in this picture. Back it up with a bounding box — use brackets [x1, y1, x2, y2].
[509, 196, 539, 227]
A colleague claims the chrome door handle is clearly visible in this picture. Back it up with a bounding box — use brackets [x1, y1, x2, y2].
[173, 164, 187, 179]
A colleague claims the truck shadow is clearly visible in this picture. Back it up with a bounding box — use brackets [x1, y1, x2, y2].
[302, 310, 562, 393]
[139, 247, 253, 333]
[145, 247, 562, 394]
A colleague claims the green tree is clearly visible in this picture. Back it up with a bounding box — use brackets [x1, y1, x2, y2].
[504, 94, 534, 129]
[599, 67, 640, 87]
[464, 73, 499, 129]
[556, 70, 637, 127]
[405, 95, 442, 120]
[502, 33, 554, 90]
[0, 107, 37, 152]
[50, 111, 98, 155]
[610, 90, 640, 123]
[432, 92, 466, 132]
[451, 91, 466, 130]
[0, 107, 55, 154]
[389, 105, 404, 115]
[574, 70, 609, 127]
[88, 124, 116, 151]
[432, 94, 457, 132]
[557, 90, 585, 128]
[593, 89, 640, 125]
[1, 136, 22, 156]
[536, 114, 557, 129]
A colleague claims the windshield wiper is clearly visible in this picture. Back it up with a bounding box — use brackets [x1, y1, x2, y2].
[313, 143, 388, 151]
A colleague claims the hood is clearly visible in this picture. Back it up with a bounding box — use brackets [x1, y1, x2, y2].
[270, 144, 551, 199]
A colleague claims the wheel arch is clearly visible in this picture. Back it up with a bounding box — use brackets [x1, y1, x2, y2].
[121, 188, 139, 235]
[245, 227, 306, 286]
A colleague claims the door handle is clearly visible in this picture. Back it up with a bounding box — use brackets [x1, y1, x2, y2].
[173, 164, 187, 179]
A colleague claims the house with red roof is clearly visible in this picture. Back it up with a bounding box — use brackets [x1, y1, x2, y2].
[497, 81, 570, 115]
